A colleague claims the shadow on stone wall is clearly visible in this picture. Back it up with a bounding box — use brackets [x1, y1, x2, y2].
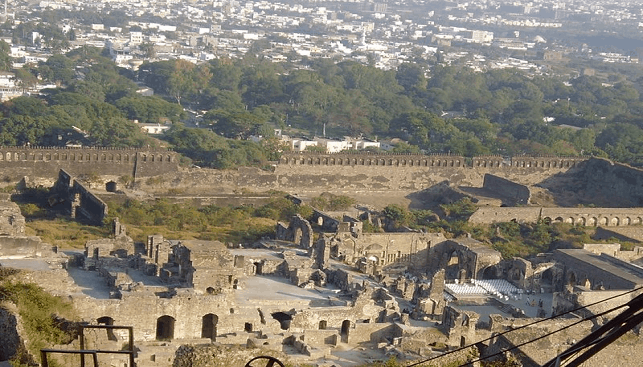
[537, 158, 643, 207]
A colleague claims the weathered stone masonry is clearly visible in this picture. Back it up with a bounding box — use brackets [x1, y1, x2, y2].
[0, 146, 179, 179]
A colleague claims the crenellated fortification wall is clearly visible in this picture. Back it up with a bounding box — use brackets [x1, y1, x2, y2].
[0, 146, 179, 180]
[278, 153, 585, 171]
[269, 154, 587, 196]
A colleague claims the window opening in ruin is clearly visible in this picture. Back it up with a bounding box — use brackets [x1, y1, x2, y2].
[206, 287, 216, 294]
[542, 269, 554, 285]
[230, 308, 235, 314]
[340, 320, 350, 343]
[96, 316, 117, 341]
[156, 315, 175, 340]
[319, 320, 327, 330]
[106, 181, 117, 192]
[271, 312, 292, 330]
[233, 279, 238, 289]
[244, 322, 253, 332]
[460, 336, 466, 347]
[201, 314, 218, 340]
[293, 227, 303, 244]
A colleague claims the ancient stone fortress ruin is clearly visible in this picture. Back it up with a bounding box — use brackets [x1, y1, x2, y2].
[3, 201, 643, 366]
[3, 152, 643, 366]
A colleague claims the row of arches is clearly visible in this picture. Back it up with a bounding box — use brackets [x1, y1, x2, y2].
[542, 216, 643, 226]
[0, 151, 173, 163]
[513, 160, 578, 168]
[97, 314, 219, 341]
[279, 155, 585, 169]
[473, 160, 502, 168]
[97, 315, 355, 344]
[281, 156, 463, 168]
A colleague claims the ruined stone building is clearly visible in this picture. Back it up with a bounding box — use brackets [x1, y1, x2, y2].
[5, 152, 643, 366]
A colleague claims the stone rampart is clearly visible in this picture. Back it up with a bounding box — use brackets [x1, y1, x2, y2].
[279, 153, 585, 171]
[0, 146, 178, 179]
[469, 207, 643, 226]
[270, 154, 588, 195]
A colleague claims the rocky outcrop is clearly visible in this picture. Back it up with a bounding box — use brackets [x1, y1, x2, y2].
[172, 344, 291, 367]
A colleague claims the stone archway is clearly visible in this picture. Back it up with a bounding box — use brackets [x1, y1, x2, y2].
[482, 266, 498, 279]
[97, 316, 117, 341]
[106, 181, 118, 192]
[340, 320, 350, 343]
[319, 320, 327, 330]
[201, 314, 218, 340]
[156, 315, 175, 340]
[271, 312, 293, 330]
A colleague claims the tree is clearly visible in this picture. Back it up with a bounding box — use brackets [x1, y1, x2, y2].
[205, 109, 267, 139]
[0, 40, 11, 71]
[383, 204, 414, 228]
[14, 67, 40, 91]
[43, 54, 74, 85]
[396, 63, 427, 95]
[139, 42, 156, 59]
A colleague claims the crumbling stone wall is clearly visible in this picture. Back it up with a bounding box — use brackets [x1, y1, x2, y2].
[72, 180, 108, 224]
[0, 237, 44, 259]
[311, 209, 340, 232]
[332, 231, 447, 269]
[483, 173, 531, 205]
[51, 170, 108, 224]
[0, 302, 22, 362]
[441, 305, 479, 346]
[428, 239, 502, 281]
[554, 249, 643, 291]
[163, 240, 242, 294]
[0, 200, 25, 236]
[275, 215, 313, 248]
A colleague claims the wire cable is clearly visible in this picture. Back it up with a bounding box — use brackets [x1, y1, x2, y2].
[405, 286, 643, 367]
[456, 296, 636, 367]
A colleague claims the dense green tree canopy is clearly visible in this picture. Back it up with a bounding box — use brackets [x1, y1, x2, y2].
[2, 47, 643, 167]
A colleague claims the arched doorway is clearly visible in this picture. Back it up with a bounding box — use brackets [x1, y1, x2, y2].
[340, 320, 350, 343]
[105, 181, 118, 192]
[271, 312, 292, 330]
[568, 272, 577, 287]
[97, 316, 116, 341]
[201, 314, 218, 340]
[156, 315, 175, 340]
[482, 266, 498, 279]
[293, 227, 302, 244]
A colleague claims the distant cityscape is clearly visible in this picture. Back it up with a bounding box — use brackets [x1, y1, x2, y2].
[0, 0, 641, 102]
